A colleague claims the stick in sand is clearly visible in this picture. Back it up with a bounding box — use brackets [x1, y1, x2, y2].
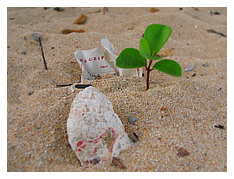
[38, 36, 48, 70]
[103, 7, 107, 15]
[56, 84, 92, 89]
[32, 33, 48, 70]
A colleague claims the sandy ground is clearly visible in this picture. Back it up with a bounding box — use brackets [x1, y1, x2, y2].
[7, 7, 227, 172]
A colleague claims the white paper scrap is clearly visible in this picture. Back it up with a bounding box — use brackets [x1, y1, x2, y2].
[74, 38, 143, 82]
[75, 47, 117, 81]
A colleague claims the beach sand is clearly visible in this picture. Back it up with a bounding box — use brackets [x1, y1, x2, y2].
[7, 7, 227, 172]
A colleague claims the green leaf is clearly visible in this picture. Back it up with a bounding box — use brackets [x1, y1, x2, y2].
[144, 24, 172, 56]
[139, 38, 163, 60]
[152, 59, 182, 77]
[116, 48, 147, 69]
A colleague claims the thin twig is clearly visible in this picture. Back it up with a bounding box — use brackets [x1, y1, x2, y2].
[103, 7, 107, 15]
[75, 84, 92, 89]
[56, 83, 73, 88]
[38, 36, 48, 70]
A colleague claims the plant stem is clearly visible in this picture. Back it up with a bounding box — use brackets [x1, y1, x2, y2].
[146, 68, 150, 90]
[146, 60, 153, 90]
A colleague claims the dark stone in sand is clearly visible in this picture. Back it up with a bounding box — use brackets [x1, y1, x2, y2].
[53, 7, 65, 12]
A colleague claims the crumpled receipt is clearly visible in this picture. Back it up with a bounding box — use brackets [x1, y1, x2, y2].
[75, 37, 143, 81]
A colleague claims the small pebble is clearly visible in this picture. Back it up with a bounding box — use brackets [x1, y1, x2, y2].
[213, 11, 221, 15]
[74, 14, 87, 24]
[61, 29, 85, 34]
[8, 145, 15, 150]
[127, 27, 134, 30]
[91, 158, 100, 165]
[179, 8, 183, 10]
[177, 147, 190, 157]
[128, 115, 138, 123]
[53, 7, 64, 12]
[150, 8, 159, 13]
[28, 90, 34, 96]
[202, 63, 208, 67]
[112, 157, 125, 169]
[214, 124, 224, 129]
[184, 63, 195, 72]
[129, 133, 139, 142]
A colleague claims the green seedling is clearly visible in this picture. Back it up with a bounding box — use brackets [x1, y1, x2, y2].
[116, 24, 182, 90]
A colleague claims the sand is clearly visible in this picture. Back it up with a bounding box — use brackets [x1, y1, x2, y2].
[7, 7, 227, 172]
